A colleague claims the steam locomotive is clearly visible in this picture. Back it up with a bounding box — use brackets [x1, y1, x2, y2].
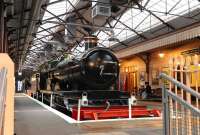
[37, 36, 130, 115]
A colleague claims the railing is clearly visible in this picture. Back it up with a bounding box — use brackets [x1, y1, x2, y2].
[160, 73, 200, 135]
[31, 90, 162, 122]
[35, 91, 135, 121]
[0, 67, 7, 135]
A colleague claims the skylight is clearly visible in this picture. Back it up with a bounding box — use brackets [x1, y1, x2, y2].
[24, 0, 79, 68]
[97, 0, 200, 47]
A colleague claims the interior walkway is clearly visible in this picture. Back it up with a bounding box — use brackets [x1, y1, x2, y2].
[14, 94, 162, 135]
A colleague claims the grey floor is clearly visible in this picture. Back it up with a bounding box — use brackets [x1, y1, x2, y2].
[14, 95, 162, 135]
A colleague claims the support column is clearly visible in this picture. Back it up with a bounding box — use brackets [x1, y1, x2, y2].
[146, 54, 150, 82]
[0, 0, 5, 53]
[137, 53, 151, 82]
[3, 27, 8, 53]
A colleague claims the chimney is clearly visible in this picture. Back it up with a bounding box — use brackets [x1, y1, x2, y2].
[84, 36, 98, 50]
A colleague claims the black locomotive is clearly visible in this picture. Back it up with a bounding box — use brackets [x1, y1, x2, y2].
[37, 36, 130, 115]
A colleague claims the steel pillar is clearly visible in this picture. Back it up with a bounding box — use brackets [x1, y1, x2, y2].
[0, 0, 5, 53]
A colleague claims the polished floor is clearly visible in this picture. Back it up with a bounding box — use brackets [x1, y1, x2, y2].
[14, 95, 162, 135]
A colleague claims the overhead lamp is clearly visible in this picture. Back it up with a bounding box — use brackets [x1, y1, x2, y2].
[158, 53, 165, 58]
[18, 72, 22, 76]
[125, 68, 128, 73]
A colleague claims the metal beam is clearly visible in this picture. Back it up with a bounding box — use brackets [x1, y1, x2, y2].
[0, 0, 4, 53]
[135, 1, 176, 30]
[6, 8, 31, 20]
[16, 0, 27, 62]
[41, 7, 83, 46]
[36, 24, 60, 33]
[21, 0, 45, 66]
[34, 3, 91, 37]
[112, 16, 147, 39]
[134, 14, 150, 30]
[42, 0, 65, 7]
[66, 0, 92, 26]
[7, 25, 28, 34]
[42, 3, 91, 24]
[167, 0, 182, 14]
[7, 0, 65, 20]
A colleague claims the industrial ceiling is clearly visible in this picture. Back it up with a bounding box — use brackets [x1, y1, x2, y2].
[3, 0, 200, 71]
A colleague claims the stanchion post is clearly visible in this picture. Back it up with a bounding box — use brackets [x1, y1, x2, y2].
[186, 71, 192, 135]
[180, 65, 185, 134]
[162, 84, 169, 135]
[36, 91, 38, 99]
[169, 64, 173, 135]
[42, 92, 43, 103]
[195, 70, 199, 135]
[77, 99, 81, 122]
[128, 98, 132, 119]
[174, 67, 179, 135]
[50, 93, 53, 107]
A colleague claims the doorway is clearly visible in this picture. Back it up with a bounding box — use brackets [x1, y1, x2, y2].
[127, 72, 138, 94]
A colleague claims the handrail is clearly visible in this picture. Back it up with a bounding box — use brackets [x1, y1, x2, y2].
[160, 73, 200, 99]
[160, 73, 200, 135]
[167, 90, 200, 114]
[0, 67, 7, 134]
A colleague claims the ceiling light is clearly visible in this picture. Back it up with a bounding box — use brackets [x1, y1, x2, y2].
[158, 53, 165, 58]
[125, 68, 128, 73]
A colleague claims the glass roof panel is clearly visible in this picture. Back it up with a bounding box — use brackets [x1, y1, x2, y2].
[46, 1, 67, 19]
[66, 0, 80, 12]
[97, 0, 200, 47]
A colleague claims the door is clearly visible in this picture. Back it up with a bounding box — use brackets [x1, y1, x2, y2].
[127, 72, 137, 94]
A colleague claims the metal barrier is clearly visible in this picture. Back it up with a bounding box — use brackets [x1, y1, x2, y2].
[0, 67, 7, 135]
[160, 73, 200, 135]
[33, 90, 161, 122]
[37, 91, 133, 121]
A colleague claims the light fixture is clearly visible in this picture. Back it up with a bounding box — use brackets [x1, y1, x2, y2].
[88, 62, 95, 67]
[158, 53, 165, 58]
[18, 72, 22, 76]
[125, 68, 128, 73]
